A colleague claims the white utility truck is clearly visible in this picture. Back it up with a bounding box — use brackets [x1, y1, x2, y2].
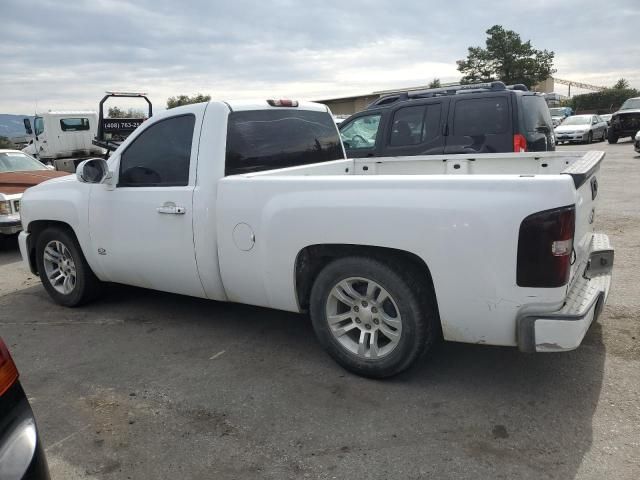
[22, 92, 152, 173]
[22, 111, 105, 170]
[17, 99, 614, 378]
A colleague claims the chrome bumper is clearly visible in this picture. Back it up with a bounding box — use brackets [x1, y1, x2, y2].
[517, 233, 613, 353]
[0, 215, 22, 235]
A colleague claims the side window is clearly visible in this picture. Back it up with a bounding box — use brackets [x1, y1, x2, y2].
[340, 114, 381, 149]
[454, 97, 509, 136]
[390, 106, 425, 146]
[60, 118, 90, 131]
[34, 117, 44, 136]
[119, 114, 195, 187]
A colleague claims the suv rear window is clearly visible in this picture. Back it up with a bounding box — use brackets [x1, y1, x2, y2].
[521, 95, 553, 132]
[226, 109, 343, 175]
[453, 97, 509, 136]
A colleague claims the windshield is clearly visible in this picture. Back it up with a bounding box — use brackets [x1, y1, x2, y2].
[561, 115, 591, 126]
[549, 108, 566, 116]
[0, 152, 47, 173]
[620, 98, 640, 110]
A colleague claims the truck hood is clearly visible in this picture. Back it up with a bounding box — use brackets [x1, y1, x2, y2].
[0, 170, 70, 195]
[613, 108, 640, 116]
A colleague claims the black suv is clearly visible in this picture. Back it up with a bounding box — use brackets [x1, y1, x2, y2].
[338, 81, 555, 158]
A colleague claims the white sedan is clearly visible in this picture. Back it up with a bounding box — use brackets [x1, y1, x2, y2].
[555, 114, 608, 144]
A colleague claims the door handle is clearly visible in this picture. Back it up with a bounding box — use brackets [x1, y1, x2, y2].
[157, 203, 186, 215]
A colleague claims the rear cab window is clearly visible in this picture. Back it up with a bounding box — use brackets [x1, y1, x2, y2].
[225, 109, 344, 175]
[60, 118, 90, 131]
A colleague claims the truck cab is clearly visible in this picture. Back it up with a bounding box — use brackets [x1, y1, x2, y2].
[22, 112, 104, 163]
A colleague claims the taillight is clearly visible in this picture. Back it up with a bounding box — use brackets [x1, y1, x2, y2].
[267, 99, 299, 107]
[517, 205, 575, 288]
[0, 338, 19, 396]
[513, 134, 527, 152]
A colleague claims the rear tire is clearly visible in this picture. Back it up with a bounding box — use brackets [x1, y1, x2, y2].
[608, 130, 619, 144]
[309, 256, 436, 378]
[35, 227, 102, 307]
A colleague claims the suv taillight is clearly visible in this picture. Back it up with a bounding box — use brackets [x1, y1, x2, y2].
[517, 205, 575, 288]
[513, 134, 527, 152]
[0, 338, 19, 396]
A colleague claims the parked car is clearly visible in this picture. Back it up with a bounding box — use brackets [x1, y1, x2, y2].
[554, 115, 608, 144]
[549, 107, 573, 127]
[634, 130, 640, 154]
[0, 150, 68, 244]
[338, 81, 555, 158]
[0, 337, 50, 480]
[608, 97, 640, 144]
[600, 113, 612, 126]
[18, 99, 613, 378]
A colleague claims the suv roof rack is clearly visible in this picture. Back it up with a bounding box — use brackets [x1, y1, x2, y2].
[366, 81, 529, 109]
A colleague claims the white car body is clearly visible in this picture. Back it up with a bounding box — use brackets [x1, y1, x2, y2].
[635, 130, 640, 153]
[17, 101, 613, 358]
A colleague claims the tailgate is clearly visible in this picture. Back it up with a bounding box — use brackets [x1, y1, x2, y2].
[562, 151, 604, 283]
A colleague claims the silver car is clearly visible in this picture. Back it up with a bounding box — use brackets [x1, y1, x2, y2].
[554, 114, 608, 144]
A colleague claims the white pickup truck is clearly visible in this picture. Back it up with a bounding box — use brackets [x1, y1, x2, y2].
[17, 100, 614, 378]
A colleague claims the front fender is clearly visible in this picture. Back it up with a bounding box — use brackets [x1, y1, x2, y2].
[21, 177, 102, 279]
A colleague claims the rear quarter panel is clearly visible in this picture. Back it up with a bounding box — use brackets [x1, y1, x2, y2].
[217, 174, 577, 347]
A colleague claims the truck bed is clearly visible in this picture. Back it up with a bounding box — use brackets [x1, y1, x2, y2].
[242, 151, 603, 186]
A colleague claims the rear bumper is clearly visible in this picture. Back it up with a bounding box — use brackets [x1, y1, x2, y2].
[517, 233, 613, 353]
[555, 133, 589, 142]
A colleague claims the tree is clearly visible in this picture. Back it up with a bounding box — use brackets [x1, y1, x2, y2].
[166, 94, 211, 109]
[456, 25, 555, 88]
[613, 78, 630, 90]
[428, 78, 441, 89]
[0, 136, 14, 148]
[107, 106, 146, 118]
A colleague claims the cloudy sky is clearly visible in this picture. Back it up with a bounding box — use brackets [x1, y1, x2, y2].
[1, 0, 639, 114]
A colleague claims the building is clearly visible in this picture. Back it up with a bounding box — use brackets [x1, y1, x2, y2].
[317, 78, 563, 116]
[316, 83, 458, 116]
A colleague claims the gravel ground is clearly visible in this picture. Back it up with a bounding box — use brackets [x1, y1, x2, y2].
[0, 140, 638, 479]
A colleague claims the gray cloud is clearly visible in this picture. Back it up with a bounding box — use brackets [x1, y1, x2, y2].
[1, 0, 638, 113]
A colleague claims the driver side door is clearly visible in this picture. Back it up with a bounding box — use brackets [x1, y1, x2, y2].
[88, 109, 206, 298]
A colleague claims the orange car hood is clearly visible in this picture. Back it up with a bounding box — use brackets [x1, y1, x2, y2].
[0, 170, 70, 195]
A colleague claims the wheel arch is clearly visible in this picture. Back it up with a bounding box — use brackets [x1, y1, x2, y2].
[25, 220, 79, 275]
[294, 244, 440, 319]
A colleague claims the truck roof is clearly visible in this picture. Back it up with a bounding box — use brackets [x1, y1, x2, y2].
[37, 111, 97, 117]
[224, 100, 329, 112]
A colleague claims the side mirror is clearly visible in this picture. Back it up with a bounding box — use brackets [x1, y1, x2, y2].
[76, 158, 111, 184]
[536, 125, 550, 134]
[23, 118, 33, 135]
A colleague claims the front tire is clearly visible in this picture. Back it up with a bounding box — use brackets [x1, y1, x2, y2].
[35, 227, 102, 307]
[309, 256, 436, 378]
[586, 131, 593, 144]
[608, 130, 619, 144]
